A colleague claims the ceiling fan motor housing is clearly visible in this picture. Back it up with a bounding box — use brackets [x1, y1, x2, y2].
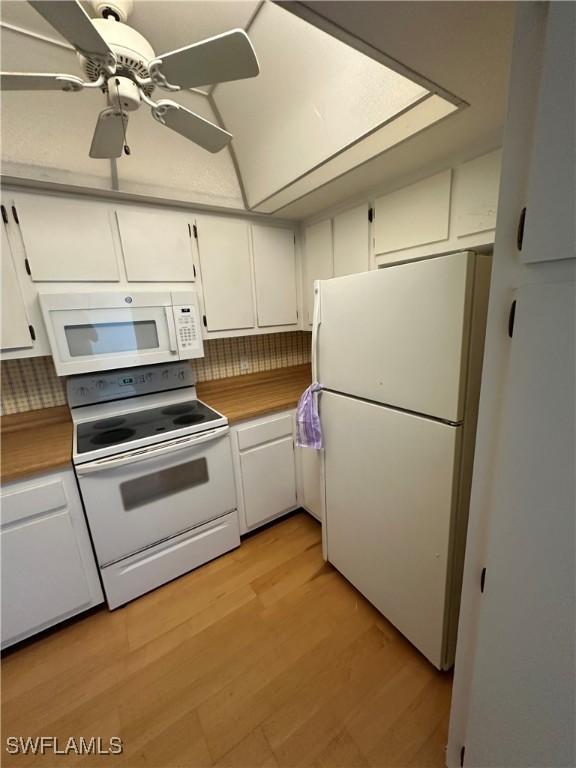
[78, 17, 155, 94]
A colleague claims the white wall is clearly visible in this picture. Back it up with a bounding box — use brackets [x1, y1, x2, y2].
[447, 3, 576, 764]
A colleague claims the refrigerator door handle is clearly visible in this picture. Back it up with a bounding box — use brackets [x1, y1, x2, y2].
[312, 280, 322, 381]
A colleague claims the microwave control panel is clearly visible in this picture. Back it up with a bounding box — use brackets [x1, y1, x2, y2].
[174, 305, 203, 359]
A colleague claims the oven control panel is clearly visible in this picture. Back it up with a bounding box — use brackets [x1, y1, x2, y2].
[174, 305, 203, 359]
[67, 362, 195, 406]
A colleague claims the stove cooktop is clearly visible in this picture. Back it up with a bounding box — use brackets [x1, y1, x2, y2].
[76, 400, 222, 455]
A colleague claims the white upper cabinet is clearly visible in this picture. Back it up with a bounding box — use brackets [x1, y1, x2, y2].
[116, 208, 196, 281]
[252, 225, 298, 327]
[374, 170, 452, 255]
[522, 3, 575, 263]
[13, 194, 120, 282]
[333, 204, 370, 277]
[196, 216, 255, 332]
[304, 219, 333, 325]
[1, 222, 32, 351]
[453, 150, 502, 237]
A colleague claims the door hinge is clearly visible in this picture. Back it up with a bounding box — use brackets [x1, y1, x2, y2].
[28, 325, 36, 342]
[460, 745, 466, 767]
[202, 314, 207, 328]
[480, 567, 487, 593]
[11, 205, 19, 225]
[1, 204, 8, 224]
[24, 258, 32, 276]
[193, 224, 198, 239]
[193, 264, 196, 279]
[368, 207, 374, 223]
[517, 207, 526, 250]
[508, 300, 517, 338]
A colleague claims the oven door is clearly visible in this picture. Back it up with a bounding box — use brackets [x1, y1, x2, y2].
[75, 426, 237, 565]
[40, 298, 180, 376]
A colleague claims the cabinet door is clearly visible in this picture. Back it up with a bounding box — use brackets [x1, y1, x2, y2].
[252, 225, 298, 327]
[240, 437, 297, 529]
[333, 205, 370, 277]
[304, 219, 333, 325]
[1, 471, 103, 648]
[116, 208, 196, 281]
[374, 170, 451, 255]
[453, 150, 502, 237]
[197, 217, 255, 332]
[297, 446, 323, 522]
[13, 194, 120, 281]
[521, 3, 575, 263]
[1, 224, 32, 351]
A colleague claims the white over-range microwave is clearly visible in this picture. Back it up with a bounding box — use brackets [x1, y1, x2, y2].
[40, 290, 204, 376]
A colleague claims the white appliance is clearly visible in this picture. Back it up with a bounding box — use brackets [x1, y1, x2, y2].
[40, 289, 203, 375]
[314, 251, 491, 670]
[70, 361, 239, 608]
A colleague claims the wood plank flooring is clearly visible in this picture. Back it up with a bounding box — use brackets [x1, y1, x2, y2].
[1, 513, 452, 767]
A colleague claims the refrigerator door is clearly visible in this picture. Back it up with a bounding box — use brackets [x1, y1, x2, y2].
[316, 251, 474, 422]
[322, 390, 461, 669]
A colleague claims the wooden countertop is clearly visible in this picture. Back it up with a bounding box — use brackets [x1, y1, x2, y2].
[197, 363, 311, 423]
[1, 364, 311, 484]
[1, 405, 73, 484]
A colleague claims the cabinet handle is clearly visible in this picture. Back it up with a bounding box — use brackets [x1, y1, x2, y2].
[29, 325, 36, 342]
[11, 205, 19, 224]
[193, 264, 196, 279]
[1, 204, 7, 224]
[517, 207, 526, 250]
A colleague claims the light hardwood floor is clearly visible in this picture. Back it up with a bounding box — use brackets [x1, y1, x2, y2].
[1, 513, 452, 767]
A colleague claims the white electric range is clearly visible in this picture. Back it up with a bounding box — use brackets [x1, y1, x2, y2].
[69, 362, 239, 609]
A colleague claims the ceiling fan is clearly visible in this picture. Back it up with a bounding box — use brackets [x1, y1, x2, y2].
[0, 0, 260, 157]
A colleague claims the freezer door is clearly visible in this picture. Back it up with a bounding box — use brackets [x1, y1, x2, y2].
[322, 391, 460, 669]
[316, 252, 474, 422]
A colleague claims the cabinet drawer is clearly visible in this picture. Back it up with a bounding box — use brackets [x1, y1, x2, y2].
[1, 478, 67, 526]
[237, 414, 294, 451]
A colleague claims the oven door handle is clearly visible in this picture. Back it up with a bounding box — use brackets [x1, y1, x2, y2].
[165, 306, 178, 353]
[75, 425, 229, 476]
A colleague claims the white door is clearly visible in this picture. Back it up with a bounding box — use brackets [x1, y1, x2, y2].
[76, 430, 237, 565]
[116, 208, 196, 281]
[13, 194, 120, 281]
[304, 219, 333, 325]
[1, 470, 103, 648]
[322, 390, 460, 669]
[252, 225, 298, 327]
[296, 445, 323, 522]
[464, 283, 575, 766]
[1, 223, 33, 350]
[196, 216, 255, 332]
[240, 437, 297, 529]
[521, 3, 575, 264]
[317, 252, 474, 422]
[333, 204, 370, 277]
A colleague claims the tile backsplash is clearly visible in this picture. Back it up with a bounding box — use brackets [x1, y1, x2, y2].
[0, 332, 312, 415]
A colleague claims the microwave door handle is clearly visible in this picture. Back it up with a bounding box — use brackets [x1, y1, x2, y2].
[165, 306, 178, 352]
[75, 426, 229, 476]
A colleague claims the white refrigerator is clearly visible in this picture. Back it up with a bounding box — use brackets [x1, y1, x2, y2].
[313, 251, 491, 670]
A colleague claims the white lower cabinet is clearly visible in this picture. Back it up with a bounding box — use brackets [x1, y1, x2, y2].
[295, 445, 323, 523]
[231, 411, 299, 533]
[1, 468, 103, 648]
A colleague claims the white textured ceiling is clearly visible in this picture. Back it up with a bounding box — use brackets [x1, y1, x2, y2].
[0, 1, 514, 219]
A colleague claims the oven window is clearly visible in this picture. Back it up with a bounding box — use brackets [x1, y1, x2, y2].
[120, 458, 209, 511]
[64, 320, 160, 357]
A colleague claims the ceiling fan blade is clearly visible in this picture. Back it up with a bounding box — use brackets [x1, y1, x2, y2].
[89, 109, 127, 159]
[153, 100, 232, 153]
[0, 72, 85, 91]
[150, 29, 259, 90]
[28, 0, 115, 67]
